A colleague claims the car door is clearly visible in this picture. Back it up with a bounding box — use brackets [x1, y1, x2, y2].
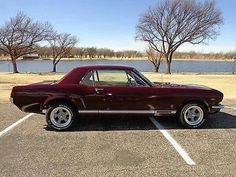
[77, 70, 103, 112]
[93, 69, 158, 113]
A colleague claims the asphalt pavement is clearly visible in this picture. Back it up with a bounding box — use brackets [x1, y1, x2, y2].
[0, 102, 236, 177]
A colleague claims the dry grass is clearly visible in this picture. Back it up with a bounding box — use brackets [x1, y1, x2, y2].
[0, 72, 235, 103]
[0, 73, 64, 103]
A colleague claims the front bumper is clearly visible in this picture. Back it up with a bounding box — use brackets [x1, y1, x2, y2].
[212, 104, 224, 109]
[210, 103, 224, 113]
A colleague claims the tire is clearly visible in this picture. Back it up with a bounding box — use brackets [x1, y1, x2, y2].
[178, 103, 207, 128]
[46, 102, 78, 131]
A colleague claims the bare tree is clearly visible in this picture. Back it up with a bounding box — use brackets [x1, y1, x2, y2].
[96, 48, 103, 58]
[136, 0, 223, 74]
[106, 49, 115, 58]
[115, 51, 124, 59]
[0, 12, 53, 73]
[146, 47, 163, 72]
[36, 46, 52, 58]
[0, 48, 6, 57]
[97, 48, 113, 58]
[73, 47, 85, 59]
[123, 50, 142, 58]
[48, 33, 78, 72]
[86, 47, 97, 59]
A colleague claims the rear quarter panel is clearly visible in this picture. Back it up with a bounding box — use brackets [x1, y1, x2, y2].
[12, 84, 86, 113]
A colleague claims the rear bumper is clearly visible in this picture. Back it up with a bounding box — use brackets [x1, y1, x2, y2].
[10, 97, 42, 114]
[10, 97, 12, 103]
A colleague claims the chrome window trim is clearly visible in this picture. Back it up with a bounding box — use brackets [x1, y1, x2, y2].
[95, 69, 129, 87]
[132, 69, 154, 87]
[125, 70, 149, 87]
[79, 70, 95, 87]
[89, 69, 150, 88]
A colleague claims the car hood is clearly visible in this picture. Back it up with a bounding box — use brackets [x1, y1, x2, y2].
[154, 82, 213, 90]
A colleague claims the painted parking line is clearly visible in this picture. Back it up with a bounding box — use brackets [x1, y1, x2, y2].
[149, 117, 196, 166]
[0, 113, 34, 138]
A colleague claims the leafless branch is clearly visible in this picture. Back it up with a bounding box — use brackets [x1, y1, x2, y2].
[136, 0, 223, 73]
[146, 47, 163, 72]
[48, 32, 78, 72]
[0, 12, 54, 72]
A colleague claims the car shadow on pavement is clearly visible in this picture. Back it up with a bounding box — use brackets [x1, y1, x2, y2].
[157, 112, 236, 130]
[45, 115, 158, 132]
[44, 111, 236, 131]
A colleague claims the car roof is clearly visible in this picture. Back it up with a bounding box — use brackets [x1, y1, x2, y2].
[57, 65, 136, 84]
[74, 65, 135, 71]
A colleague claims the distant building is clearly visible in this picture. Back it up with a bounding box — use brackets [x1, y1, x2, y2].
[23, 54, 39, 59]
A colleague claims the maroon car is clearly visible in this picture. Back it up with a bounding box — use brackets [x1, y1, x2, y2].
[10, 65, 224, 130]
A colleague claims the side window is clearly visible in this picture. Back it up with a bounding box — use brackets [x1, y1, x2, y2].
[127, 71, 149, 87]
[96, 70, 129, 86]
[80, 70, 149, 87]
[80, 71, 95, 86]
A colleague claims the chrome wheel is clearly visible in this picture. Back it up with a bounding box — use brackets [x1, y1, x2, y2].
[183, 105, 204, 126]
[50, 107, 72, 128]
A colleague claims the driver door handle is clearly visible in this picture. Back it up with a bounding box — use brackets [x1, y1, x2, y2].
[95, 88, 104, 94]
[95, 88, 112, 96]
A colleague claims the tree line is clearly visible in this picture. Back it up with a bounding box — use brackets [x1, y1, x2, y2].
[1, 46, 234, 61]
[36, 46, 143, 59]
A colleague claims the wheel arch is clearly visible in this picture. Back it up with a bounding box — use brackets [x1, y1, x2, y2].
[177, 99, 209, 114]
[43, 97, 78, 110]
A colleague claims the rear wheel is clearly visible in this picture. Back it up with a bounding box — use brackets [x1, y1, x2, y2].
[178, 103, 207, 128]
[46, 102, 77, 131]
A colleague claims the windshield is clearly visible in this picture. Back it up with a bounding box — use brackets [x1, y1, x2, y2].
[133, 69, 154, 86]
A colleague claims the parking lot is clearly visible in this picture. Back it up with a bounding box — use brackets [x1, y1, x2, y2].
[1, 100, 236, 177]
[1, 73, 236, 176]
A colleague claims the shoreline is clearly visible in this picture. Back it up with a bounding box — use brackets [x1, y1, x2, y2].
[0, 71, 235, 75]
[0, 58, 234, 62]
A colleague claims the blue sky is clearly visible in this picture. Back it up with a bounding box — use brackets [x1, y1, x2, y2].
[1, 0, 236, 53]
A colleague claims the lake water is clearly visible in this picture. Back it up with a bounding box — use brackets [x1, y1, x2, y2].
[0, 59, 235, 73]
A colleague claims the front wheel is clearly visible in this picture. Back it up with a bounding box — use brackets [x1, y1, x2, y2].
[46, 103, 77, 131]
[178, 103, 207, 128]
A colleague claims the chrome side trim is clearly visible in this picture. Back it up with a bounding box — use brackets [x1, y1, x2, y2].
[154, 110, 177, 116]
[21, 103, 40, 112]
[99, 110, 155, 114]
[78, 110, 177, 115]
[212, 104, 224, 109]
[79, 110, 99, 114]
